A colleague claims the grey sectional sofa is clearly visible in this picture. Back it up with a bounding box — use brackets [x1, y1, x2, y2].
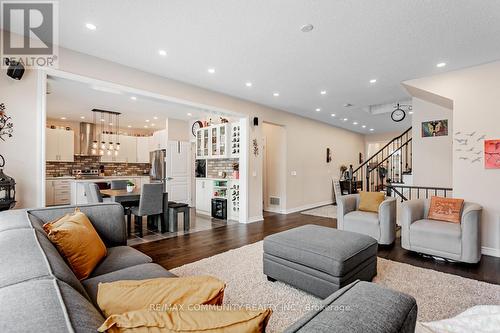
[0, 203, 416, 332]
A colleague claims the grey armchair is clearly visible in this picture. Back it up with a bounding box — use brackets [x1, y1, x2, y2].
[400, 199, 482, 263]
[337, 193, 397, 245]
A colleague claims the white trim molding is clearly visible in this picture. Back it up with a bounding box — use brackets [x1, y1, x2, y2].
[481, 246, 500, 258]
[284, 200, 334, 215]
[246, 215, 264, 223]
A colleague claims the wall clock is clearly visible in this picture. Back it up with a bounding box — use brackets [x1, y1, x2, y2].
[191, 120, 203, 136]
[391, 104, 406, 122]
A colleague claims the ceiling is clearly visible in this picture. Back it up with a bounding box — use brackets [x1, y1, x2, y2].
[46, 76, 230, 130]
[33, 1, 500, 133]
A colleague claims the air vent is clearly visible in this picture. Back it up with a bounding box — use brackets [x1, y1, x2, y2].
[269, 197, 280, 205]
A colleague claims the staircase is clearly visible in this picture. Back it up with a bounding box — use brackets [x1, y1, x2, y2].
[351, 127, 412, 192]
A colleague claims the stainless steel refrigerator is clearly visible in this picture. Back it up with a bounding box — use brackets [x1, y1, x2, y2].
[150, 149, 167, 191]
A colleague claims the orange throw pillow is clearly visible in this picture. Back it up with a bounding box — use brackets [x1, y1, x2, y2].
[358, 191, 385, 213]
[427, 196, 464, 224]
[43, 208, 107, 280]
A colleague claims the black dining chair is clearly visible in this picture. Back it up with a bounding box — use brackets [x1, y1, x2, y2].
[128, 183, 164, 237]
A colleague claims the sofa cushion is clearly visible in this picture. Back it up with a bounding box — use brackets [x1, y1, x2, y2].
[284, 281, 417, 333]
[0, 209, 32, 232]
[427, 196, 464, 224]
[343, 211, 380, 240]
[263, 225, 377, 277]
[90, 246, 152, 278]
[410, 219, 462, 255]
[0, 278, 104, 333]
[0, 228, 88, 299]
[83, 263, 176, 305]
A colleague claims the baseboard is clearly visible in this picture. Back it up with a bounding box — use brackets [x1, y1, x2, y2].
[263, 207, 286, 214]
[245, 215, 264, 224]
[481, 246, 500, 258]
[284, 200, 333, 215]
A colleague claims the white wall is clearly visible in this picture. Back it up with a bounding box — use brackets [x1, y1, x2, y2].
[1, 35, 364, 220]
[167, 118, 189, 141]
[411, 97, 453, 188]
[0, 70, 42, 208]
[404, 60, 500, 256]
[364, 131, 401, 159]
[262, 123, 286, 212]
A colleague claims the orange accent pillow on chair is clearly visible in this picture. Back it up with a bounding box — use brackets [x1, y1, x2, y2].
[427, 196, 464, 223]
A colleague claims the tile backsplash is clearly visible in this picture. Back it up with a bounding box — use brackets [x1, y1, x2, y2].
[207, 158, 239, 178]
[46, 155, 150, 177]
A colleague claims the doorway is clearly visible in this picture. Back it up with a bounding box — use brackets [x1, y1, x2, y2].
[262, 122, 286, 213]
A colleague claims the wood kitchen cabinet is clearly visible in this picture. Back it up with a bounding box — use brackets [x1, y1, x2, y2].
[46, 128, 74, 162]
[195, 178, 213, 215]
[136, 136, 151, 163]
[46, 179, 71, 206]
[100, 134, 137, 163]
[150, 129, 167, 151]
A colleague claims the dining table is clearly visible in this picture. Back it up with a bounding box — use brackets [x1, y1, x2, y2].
[100, 188, 141, 203]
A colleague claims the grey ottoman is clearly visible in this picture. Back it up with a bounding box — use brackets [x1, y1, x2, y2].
[263, 225, 378, 298]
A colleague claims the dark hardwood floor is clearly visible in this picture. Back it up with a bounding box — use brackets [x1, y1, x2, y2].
[133, 211, 500, 285]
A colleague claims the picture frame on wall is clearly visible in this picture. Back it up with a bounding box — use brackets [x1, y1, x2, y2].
[484, 139, 500, 169]
[422, 119, 448, 137]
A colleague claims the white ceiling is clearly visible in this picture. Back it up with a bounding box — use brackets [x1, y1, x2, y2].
[36, 1, 500, 133]
[46, 76, 227, 129]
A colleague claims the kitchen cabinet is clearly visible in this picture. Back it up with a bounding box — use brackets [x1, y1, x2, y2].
[150, 129, 167, 151]
[46, 128, 74, 162]
[136, 136, 151, 163]
[195, 124, 229, 159]
[167, 140, 190, 204]
[46, 179, 71, 206]
[100, 134, 137, 163]
[195, 179, 213, 215]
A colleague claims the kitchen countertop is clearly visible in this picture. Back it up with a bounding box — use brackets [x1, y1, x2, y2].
[46, 175, 150, 181]
[196, 177, 239, 181]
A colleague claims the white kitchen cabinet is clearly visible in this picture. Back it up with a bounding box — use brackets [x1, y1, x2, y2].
[136, 136, 151, 163]
[46, 179, 71, 206]
[46, 128, 74, 162]
[167, 140, 190, 204]
[150, 129, 167, 151]
[195, 179, 213, 214]
[100, 134, 138, 163]
[195, 127, 210, 158]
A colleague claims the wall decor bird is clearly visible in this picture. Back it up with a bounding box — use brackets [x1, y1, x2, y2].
[466, 131, 476, 137]
[459, 157, 469, 160]
[477, 135, 486, 141]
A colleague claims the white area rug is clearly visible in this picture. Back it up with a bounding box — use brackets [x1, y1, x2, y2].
[171, 241, 500, 333]
[300, 205, 337, 218]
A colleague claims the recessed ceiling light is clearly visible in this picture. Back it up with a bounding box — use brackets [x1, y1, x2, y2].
[409, 111, 414, 114]
[85, 23, 97, 31]
[369, 79, 377, 84]
[60, 117, 66, 120]
[331, 113, 336, 117]
[158, 49, 167, 57]
[145, 119, 150, 122]
[320, 90, 327, 95]
[436, 62, 446, 68]
[153, 116, 158, 120]
[315, 108, 321, 112]
[100, 118, 105, 122]
[187, 113, 192, 116]
[151, 123, 155, 126]
[109, 122, 113, 126]
[144, 125, 148, 128]
[127, 125, 132, 128]
[273, 92, 280, 97]
[80, 116, 85, 119]
[300, 24, 314, 32]
[362, 125, 366, 128]
[343, 118, 348, 121]
[353, 122, 358, 125]
[130, 96, 137, 101]
[370, 128, 374, 131]
[207, 68, 216, 74]
[245, 82, 252, 87]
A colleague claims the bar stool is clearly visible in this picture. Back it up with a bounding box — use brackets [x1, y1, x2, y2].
[168, 203, 190, 232]
[129, 183, 164, 237]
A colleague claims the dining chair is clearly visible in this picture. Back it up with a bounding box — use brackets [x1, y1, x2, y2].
[110, 180, 128, 190]
[84, 183, 104, 203]
[129, 183, 164, 237]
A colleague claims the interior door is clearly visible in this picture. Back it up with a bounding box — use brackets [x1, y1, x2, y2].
[167, 141, 190, 203]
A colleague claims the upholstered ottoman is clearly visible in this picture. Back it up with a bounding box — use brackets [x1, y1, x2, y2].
[263, 224, 378, 298]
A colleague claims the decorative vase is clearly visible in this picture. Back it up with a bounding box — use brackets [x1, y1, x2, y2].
[233, 170, 239, 179]
[126, 185, 135, 193]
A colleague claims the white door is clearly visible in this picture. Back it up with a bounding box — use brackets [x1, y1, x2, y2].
[167, 141, 190, 204]
[46, 128, 59, 161]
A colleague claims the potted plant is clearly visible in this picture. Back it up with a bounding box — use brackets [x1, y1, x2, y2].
[126, 181, 135, 193]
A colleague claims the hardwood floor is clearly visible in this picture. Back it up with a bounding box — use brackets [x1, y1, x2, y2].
[133, 211, 500, 285]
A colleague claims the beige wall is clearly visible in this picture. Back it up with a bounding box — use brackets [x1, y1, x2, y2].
[167, 118, 190, 141]
[364, 131, 401, 159]
[404, 60, 500, 256]
[262, 123, 286, 212]
[1, 35, 364, 219]
[410, 98, 453, 188]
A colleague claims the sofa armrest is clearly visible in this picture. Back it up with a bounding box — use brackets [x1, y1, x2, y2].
[400, 199, 425, 249]
[460, 202, 482, 263]
[27, 203, 127, 247]
[336, 194, 358, 230]
[378, 197, 397, 244]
